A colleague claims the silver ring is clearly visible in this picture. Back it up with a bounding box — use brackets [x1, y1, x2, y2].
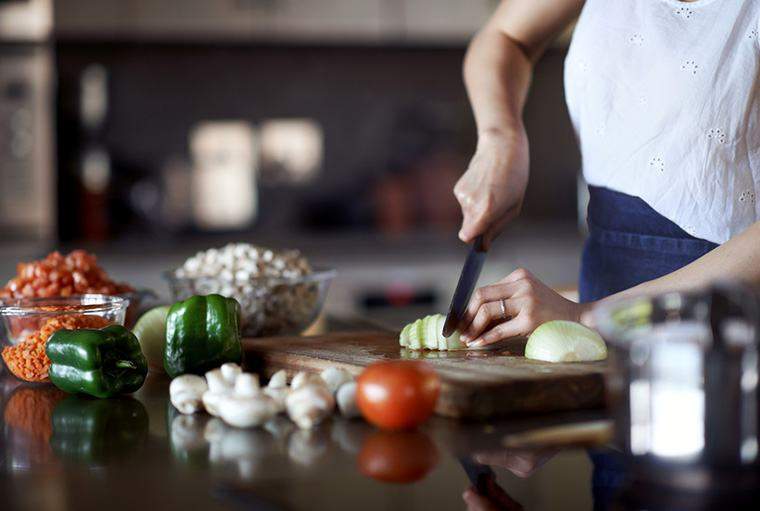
[499, 298, 507, 320]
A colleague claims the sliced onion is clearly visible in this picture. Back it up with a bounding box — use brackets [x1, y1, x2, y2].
[398, 314, 466, 351]
[525, 320, 607, 363]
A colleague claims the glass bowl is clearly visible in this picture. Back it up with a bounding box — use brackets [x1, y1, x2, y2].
[163, 268, 336, 337]
[0, 294, 129, 348]
[118, 289, 158, 328]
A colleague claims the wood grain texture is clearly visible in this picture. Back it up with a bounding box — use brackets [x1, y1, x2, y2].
[243, 331, 608, 419]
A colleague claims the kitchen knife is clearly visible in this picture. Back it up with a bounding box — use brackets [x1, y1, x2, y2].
[443, 234, 487, 337]
[458, 455, 495, 495]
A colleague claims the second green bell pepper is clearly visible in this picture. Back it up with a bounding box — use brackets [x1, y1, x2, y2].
[46, 324, 148, 398]
[164, 294, 243, 378]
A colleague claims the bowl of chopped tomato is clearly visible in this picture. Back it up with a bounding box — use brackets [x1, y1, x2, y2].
[0, 294, 128, 382]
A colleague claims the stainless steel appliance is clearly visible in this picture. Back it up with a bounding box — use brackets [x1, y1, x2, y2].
[595, 283, 760, 491]
[0, 0, 55, 242]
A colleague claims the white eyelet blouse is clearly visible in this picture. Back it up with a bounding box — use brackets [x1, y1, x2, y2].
[564, 0, 760, 244]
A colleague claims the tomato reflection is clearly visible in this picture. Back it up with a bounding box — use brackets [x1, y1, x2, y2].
[357, 429, 439, 484]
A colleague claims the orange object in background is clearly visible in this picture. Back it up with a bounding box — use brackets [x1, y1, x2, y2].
[1, 314, 110, 382]
[0, 250, 133, 300]
[356, 360, 440, 431]
[357, 430, 439, 484]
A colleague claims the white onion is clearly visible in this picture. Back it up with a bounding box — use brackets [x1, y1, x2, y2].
[525, 320, 608, 362]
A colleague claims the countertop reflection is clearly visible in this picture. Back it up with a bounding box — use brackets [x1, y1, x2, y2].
[2, 369, 606, 511]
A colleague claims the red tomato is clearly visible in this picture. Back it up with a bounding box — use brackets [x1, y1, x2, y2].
[357, 430, 439, 484]
[356, 360, 440, 430]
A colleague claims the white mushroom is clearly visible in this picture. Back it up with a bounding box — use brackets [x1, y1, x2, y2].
[170, 374, 209, 414]
[335, 381, 360, 419]
[286, 383, 335, 429]
[205, 368, 231, 393]
[234, 373, 261, 397]
[268, 369, 288, 389]
[202, 391, 223, 417]
[291, 371, 325, 390]
[203, 369, 233, 417]
[214, 373, 274, 428]
[262, 370, 290, 413]
[320, 367, 354, 395]
[263, 386, 289, 414]
[220, 363, 242, 386]
[218, 394, 278, 428]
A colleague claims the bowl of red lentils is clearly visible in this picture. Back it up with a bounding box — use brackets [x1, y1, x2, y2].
[0, 294, 128, 382]
[0, 249, 152, 329]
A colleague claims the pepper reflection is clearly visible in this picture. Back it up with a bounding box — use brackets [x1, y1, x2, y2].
[49, 395, 149, 465]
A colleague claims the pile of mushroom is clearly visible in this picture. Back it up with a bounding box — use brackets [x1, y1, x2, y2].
[169, 363, 360, 429]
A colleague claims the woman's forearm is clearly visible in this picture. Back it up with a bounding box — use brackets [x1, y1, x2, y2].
[463, 0, 583, 140]
[463, 28, 533, 139]
[599, 221, 760, 304]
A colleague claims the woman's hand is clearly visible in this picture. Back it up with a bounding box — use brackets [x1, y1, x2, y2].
[463, 480, 523, 511]
[459, 268, 590, 348]
[473, 447, 559, 478]
[454, 128, 529, 248]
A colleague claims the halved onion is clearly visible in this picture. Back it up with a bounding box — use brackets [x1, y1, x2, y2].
[525, 320, 607, 362]
[132, 304, 171, 371]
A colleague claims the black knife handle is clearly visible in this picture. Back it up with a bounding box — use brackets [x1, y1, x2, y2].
[473, 234, 485, 253]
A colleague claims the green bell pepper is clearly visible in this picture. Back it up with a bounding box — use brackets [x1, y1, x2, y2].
[46, 324, 148, 398]
[50, 395, 149, 464]
[164, 294, 243, 378]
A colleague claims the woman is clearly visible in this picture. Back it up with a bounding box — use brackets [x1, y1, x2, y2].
[456, 0, 760, 348]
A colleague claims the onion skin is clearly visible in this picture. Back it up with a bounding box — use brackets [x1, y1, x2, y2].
[132, 305, 170, 372]
[525, 320, 607, 363]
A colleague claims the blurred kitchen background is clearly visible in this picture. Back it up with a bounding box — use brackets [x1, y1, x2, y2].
[0, 0, 583, 327]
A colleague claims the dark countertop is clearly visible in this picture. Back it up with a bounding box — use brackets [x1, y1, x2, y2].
[1, 367, 607, 511]
[2, 316, 755, 511]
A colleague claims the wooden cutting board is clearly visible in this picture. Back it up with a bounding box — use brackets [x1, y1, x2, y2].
[243, 331, 608, 419]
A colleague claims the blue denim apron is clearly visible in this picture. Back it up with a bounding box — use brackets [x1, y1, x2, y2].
[579, 186, 718, 509]
[580, 186, 718, 303]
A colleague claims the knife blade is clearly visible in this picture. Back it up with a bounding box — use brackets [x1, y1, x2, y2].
[458, 455, 495, 495]
[443, 234, 487, 337]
